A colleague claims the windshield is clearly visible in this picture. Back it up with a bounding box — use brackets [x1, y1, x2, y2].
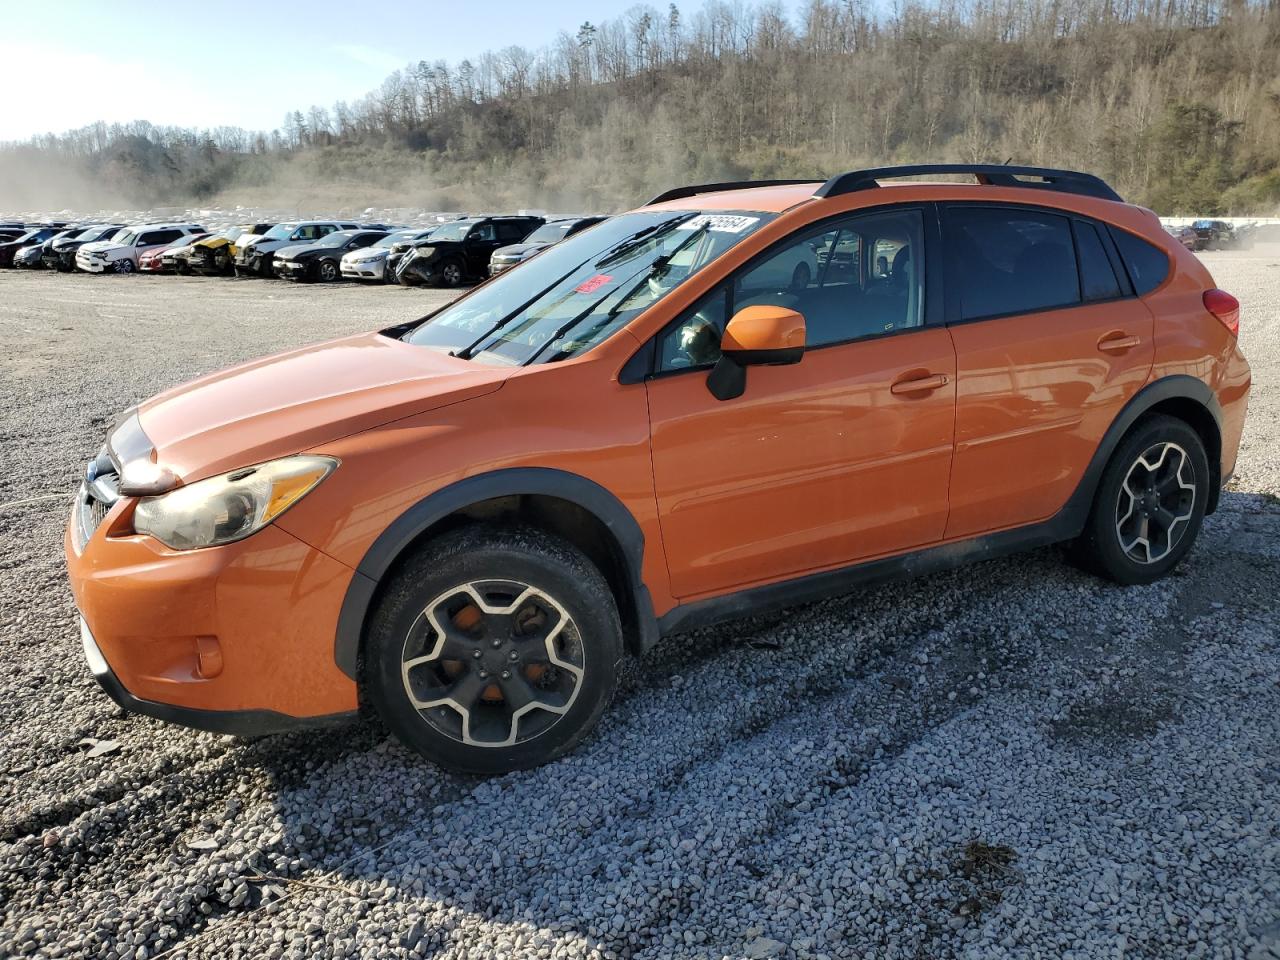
[403, 210, 773, 366]
[524, 221, 577, 243]
[428, 221, 474, 242]
[318, 230, 364, 246]
[262, 223, 298, 241]
[377, 230, 426, 248]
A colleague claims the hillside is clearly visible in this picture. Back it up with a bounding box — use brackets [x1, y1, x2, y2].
[2, 0, 1279, 215]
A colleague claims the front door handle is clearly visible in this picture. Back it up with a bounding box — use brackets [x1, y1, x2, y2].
[1098, 332, 1142, 353]
[890, 373, 949, 395]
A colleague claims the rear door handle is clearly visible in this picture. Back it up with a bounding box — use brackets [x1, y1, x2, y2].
[890, 373, 949, 395]
[1098, 332, 1141, 353]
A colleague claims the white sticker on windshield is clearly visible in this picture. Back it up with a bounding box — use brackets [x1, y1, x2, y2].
[675, 214, 761, 234]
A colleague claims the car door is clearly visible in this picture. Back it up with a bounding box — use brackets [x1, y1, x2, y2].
[942, 204, 1155, 540]
[645, 206, 957, 600]
[464, 222, 501, 275]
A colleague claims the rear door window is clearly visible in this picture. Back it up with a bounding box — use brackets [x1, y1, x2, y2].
[1108, 227, 1170, 296]
[496, 222, 527, 242]
[946, 207, 1080, 321]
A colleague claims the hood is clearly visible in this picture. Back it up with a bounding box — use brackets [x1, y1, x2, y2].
[343, 247, 388, 262]
[195, 236, 232, 250]
[137, 331, 509, 482]
[492, 241, 548, 260]
[275, 241, 333, 260]
[79, 240, 123, 255]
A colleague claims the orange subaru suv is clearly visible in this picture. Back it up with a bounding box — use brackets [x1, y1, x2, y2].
[66, 165, 1250, 773]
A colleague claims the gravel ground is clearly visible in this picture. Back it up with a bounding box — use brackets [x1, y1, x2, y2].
[0, 260, 1277, 960]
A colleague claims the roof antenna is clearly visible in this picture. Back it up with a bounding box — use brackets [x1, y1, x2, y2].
[1003, 157, 1013, 165]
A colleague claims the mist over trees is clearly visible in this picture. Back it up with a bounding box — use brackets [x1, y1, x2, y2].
[2, 0, 1278, 215]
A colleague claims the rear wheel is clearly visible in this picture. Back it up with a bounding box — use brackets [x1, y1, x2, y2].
[1071, 415, 1209, 585]
[366, 525, 623, 774]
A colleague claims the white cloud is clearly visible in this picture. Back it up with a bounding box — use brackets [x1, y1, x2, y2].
[334, 43, 406, 75]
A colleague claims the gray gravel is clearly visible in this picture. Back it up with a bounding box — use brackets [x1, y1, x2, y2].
[1, 260, 1278, 960]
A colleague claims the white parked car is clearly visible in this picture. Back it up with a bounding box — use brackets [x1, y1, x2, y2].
[340, 228, 435, 282]
[75, 223, 205, 274]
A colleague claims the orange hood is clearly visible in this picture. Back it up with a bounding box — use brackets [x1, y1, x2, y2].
[138, 332, 507, 482]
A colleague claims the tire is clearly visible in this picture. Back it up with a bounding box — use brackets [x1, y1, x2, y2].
[176, 260, 191, 275]
[366, 524, 623, 774]
[1070, 414, 1209, 585]
[317, 259, 339, 282]
[437, 258, 464, 288]
[113, 258, 135, 274]
[790, 262, 811, 291]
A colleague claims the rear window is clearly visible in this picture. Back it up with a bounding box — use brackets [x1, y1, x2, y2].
[947, 207, 1080, 321]
[1109, 227, 1170, 296]
[1072, 220, 1122, 301]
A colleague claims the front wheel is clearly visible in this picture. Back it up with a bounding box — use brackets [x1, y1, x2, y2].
[437, 258, 464, 288]
[317, 259, 339, 282]
[1070, 414, 1209, 585]
[366, 525, 623, 774]
[113, 258, 135, 274]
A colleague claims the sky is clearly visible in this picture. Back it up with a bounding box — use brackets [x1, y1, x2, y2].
[0, 1, 658, 142]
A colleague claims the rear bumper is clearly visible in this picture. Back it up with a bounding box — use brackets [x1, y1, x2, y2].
[80, 620, 354, 736]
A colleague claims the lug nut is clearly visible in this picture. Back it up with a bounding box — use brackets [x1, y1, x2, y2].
[472, 650, 483, 659]
[501, 671, 511, 680]
[478, 670, 488, 679]
[491, 639, 502, 649]
[508, 651, 519, 662]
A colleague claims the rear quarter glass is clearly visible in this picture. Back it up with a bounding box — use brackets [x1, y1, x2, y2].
[1108, 226, 1170, 295]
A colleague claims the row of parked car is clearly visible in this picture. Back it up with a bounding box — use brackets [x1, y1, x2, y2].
[0, 214, 608, 286]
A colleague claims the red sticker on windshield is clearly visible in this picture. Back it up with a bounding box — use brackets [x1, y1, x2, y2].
[575, 274, 613, 294]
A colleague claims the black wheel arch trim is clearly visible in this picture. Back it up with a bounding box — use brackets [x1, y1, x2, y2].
[334, 467, 659, 679]
[659, 373, 1222, 636]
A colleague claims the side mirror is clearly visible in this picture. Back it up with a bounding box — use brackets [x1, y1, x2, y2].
[707, 305, 805, 401]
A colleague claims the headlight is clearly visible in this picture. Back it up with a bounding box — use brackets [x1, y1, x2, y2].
[132, 455, 336, 550]
[412, 246, 433, 258]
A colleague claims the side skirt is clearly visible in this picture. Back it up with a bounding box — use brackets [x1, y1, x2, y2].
[657, 510, 1082, 638]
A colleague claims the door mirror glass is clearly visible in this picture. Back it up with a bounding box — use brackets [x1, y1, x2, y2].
[707, 305, 805, 401]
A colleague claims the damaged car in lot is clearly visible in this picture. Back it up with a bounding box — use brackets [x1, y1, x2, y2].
[234, 220, 360, 278]
[187, 223, 275, 275]
[272, 228, 389, 282]
[76, 223, 205, 274]
[395, 215, 544, 287]
[342, 228, 437, 282]
[487, 216, 607, 276]
[62, 165, 1250, 775]
[0, 226, 67, 268]
[139, 232, 210, 273]
[43, 224, 125, 271]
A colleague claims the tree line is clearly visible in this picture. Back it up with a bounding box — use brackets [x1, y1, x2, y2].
[3, 0, 1278, 215]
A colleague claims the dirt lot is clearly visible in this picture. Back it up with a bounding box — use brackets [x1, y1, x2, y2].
[1, 263, 1278, 960]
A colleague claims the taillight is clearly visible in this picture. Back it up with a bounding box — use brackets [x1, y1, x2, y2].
[1203, 288, 1239, 337]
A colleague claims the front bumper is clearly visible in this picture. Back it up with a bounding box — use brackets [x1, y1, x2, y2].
[66, 497, 360, 728]
[342, 260, 384, 281]
[80, 619, 352, 736]
[488, 258, 520, 276]
[76, 254, 112, 273]
[273, 259, 309, 280]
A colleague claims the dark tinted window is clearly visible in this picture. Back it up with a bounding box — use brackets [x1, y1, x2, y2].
[948, 207, 1080, 320]
[1072, 220, 1122, 301]
[496, 222, 528, 242]
[1109, 227, 1170, 296]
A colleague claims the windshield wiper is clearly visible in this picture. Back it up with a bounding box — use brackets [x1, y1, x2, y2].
[449, 255, 600, 360]
[522, 225, 710, 366]
[594, 212, 698, 269]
